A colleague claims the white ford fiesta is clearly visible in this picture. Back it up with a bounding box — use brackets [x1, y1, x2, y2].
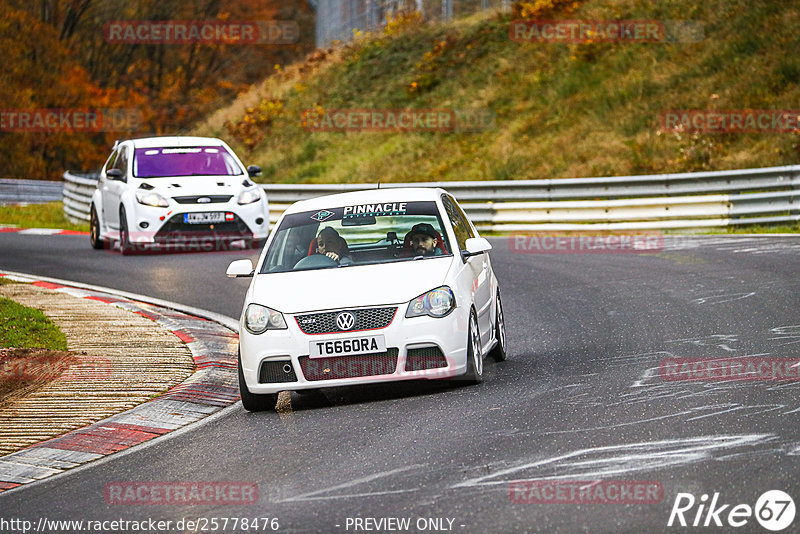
[227, 187, 506, 411]
[89, 136, 269, 254]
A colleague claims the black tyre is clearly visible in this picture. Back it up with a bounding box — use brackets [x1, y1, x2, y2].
[90, 205, 104, 249]
[488, 290, 507, 362]
[119, 207, 133, 256]
[238, 356, 279, 412]
[462, 309, 484, 384]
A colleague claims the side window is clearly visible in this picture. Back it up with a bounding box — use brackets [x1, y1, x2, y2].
[450, 195, 476, 239]
[113, 146, 129, 180]
[442, 194, 472, 251]
[103, 150, 118, 175]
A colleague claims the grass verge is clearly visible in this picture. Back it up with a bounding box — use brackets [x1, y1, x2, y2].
[0, 202, 89, 232]
[703, 224, 800, 234]
[0, 283, 74, 404]
[0, 295, 68, 351]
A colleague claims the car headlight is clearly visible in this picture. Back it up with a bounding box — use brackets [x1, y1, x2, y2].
[135, 190, 169, 207]
[405, 286, 456, 318]
[237, 189, 261, 205]
[245, 304, 287, 334]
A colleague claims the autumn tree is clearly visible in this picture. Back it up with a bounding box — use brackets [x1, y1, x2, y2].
[0, 0, 315, 178]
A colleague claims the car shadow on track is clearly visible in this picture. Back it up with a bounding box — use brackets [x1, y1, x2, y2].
[286, 360, 507, 411]
[96, 241, 262, 256]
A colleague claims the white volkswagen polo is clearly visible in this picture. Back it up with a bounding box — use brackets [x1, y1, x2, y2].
[89, 136, 269, 254]
[227, 187, 506, 411]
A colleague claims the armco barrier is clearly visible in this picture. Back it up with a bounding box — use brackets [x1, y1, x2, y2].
[0, 178, 63, 205]
[62, 171, 99, 223]
[61, 166, 800, 231]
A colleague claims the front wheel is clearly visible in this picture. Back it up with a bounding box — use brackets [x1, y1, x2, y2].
[238, 356, 279, 412]
[90, 205, 104, 249]
[488, 291, 507, 362]
[462, 309, 484, 384]
[119, 207, 133, 256]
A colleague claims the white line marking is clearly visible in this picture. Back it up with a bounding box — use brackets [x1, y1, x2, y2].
[451, 434, 773, 488]
[275, 464, 425, 503]
[539, 411, 696, 435]
[692, 292, 755, 305]
[631, 366, 661, 388]
[17, 228, 62, 235]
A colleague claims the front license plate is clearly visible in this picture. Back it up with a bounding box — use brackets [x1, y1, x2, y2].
[309, 335, 386, 358]
[183, 212, 225, 224]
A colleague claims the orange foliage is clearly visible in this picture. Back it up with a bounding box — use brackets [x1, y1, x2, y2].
[225, 100, 285, 150]
[0, 0, 314, 178]
[512, 0, 584, 19]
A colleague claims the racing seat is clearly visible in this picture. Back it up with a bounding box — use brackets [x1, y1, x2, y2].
[400, 228, 448, 257]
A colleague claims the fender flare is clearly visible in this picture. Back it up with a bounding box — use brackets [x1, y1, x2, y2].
[118, 190, 138, 226]
[90, 189, 105, 236]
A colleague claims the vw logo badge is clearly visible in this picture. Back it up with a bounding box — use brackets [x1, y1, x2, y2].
[335, 312, 356, 331]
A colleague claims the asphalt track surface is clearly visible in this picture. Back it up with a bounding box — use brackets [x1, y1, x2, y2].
[1, 233, 799, 533]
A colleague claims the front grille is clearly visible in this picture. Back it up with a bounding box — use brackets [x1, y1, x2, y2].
[154, 212, 252, 241]
[295, 307, 397, 335]
[259, 360, 298, 383]
[298, 348, 399, 381]
[173, 195, 233, 204]
[405, 347, 448, 371]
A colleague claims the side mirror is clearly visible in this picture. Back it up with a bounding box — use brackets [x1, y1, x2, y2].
[247, 165, 262, 177]
[106, 168, 124, 181]
[461, 237, 492, 261]
[227, 259, 254, 278]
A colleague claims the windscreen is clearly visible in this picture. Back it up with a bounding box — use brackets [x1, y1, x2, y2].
[133, 146, 243, 178]
[260, 201, 452, 274]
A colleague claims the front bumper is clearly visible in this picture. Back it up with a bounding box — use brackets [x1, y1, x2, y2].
[127, 199, 269, 245]
[239, 304, 470, 394]
[153, 212, 254, 243]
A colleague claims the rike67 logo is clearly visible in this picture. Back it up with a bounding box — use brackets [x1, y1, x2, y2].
[668, 490, 795, 531]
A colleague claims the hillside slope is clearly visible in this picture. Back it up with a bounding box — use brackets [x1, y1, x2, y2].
[195, 0, 800, 184]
